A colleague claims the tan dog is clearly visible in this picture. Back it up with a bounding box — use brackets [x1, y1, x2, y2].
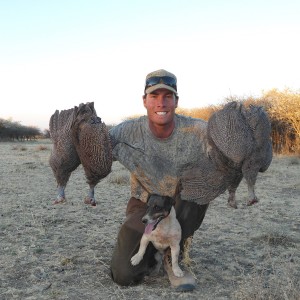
[131, 195, 183, 277]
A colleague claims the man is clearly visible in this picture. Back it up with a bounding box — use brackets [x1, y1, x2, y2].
[109, 69, 209, 291]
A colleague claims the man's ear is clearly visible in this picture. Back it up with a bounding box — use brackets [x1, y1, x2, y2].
[143, 95, 147, 108]
[175, 96, 179, 108]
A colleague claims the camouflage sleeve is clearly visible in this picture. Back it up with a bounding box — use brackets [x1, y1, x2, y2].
[108, 119, 143, 161]
[108, 121, 127, 150]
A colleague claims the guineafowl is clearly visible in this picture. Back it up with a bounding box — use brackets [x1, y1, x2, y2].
[181, 101, 272, 208]
[49, 102, 112, 206]
[207, 101, 272, 208]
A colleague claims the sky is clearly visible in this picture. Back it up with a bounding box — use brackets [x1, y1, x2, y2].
[1, 0, 299, 131]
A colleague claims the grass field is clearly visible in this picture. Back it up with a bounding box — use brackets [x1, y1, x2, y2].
[0, 140, 299, 299]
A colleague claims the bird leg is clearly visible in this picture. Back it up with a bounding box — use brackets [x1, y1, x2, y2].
[84, 185, 96, 206]
[227, 190, 238, 209]
[53, 186, 66, 204]
[227, 174, 243, 209]
[244, 171, 259, 206]
[247, 184, 258, 206]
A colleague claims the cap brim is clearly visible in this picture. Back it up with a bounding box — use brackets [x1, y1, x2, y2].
[145, 83, 177, 95]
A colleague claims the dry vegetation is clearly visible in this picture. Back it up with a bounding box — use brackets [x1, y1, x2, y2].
[177, 89, 300, 155]
[0, 140, 299, 300]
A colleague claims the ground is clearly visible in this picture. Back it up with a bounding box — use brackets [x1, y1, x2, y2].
[0, 140, 299, 300]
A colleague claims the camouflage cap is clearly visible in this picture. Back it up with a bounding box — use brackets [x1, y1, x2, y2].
[145, 69, 178, 95]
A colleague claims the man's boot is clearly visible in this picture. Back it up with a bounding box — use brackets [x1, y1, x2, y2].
[163, 248, 196, 292]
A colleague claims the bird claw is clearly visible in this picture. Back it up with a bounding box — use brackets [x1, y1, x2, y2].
[247, 198, 259, 206]
[53, 197, 66, 205]
[228, 201, 238, 209]
[84, 197, 97, 206]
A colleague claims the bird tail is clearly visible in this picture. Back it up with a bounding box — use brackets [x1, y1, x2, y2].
[49, 108, 75, 142]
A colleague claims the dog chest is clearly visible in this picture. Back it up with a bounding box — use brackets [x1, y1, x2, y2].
[149, 225, 181, 251]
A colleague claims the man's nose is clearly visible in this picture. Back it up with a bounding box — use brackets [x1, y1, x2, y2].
[156, 95, 166, 106]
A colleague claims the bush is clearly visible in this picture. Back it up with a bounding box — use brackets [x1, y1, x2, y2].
[178, 89, 300, 155]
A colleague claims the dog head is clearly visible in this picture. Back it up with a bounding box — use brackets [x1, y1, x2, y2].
[142, 194, 175, 234]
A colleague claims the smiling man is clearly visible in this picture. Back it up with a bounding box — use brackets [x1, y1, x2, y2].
[109, 69, 209, 291]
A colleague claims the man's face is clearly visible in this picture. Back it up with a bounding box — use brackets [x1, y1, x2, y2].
[143, 89, 178, 126]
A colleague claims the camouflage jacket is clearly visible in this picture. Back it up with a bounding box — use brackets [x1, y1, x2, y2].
[109, 114, 211, 203]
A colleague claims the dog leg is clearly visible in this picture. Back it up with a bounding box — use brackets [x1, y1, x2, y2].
[170, 244, 184, 277]
[149, 251, 162, 276]
[130, 235, 149, 266]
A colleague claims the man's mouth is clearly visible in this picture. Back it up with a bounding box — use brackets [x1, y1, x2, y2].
[156, 112, 167, 115]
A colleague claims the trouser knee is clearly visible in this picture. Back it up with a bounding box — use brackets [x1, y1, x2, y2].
[175, 198, 209, 249]
[110, 197, 157, 286]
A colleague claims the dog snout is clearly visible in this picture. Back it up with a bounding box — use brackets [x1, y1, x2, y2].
[142, 214, 152, 224]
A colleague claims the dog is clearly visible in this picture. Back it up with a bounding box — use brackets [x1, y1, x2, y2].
[130, 194, 184, 277]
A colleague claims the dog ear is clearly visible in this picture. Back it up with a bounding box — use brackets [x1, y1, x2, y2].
[146, 194, 153, 204]
[166, 196, 176, 206]
[171, 197, 176, 206]
[147, 194, 158, 204]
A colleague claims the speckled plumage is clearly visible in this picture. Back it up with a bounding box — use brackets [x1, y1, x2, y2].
[49, 102, 112, 205]
[207, 101, 273, 208]
[180, 101, 272, 208]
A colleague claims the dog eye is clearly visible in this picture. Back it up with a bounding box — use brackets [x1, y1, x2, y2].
[154, 205, 162, 211]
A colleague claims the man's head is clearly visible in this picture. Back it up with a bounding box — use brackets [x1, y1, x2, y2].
[143, 69, 179, 138]
[144, 69, 178, 97]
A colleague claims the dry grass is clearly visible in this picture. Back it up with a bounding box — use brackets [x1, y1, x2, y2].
[36, 145, 49, 151]
[288, 156, 300, 166]
[11, 145, 27, 151]
[0, 140, 299, 300]
[232, 225, 299, 299]
[106, 165, 130, 185]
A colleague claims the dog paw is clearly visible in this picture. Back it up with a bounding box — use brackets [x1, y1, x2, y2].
[173, 267, 184, 277]
[131, 254, 142, 266]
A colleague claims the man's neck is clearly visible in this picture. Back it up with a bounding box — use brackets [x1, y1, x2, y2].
[148, 121, 175, 138]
